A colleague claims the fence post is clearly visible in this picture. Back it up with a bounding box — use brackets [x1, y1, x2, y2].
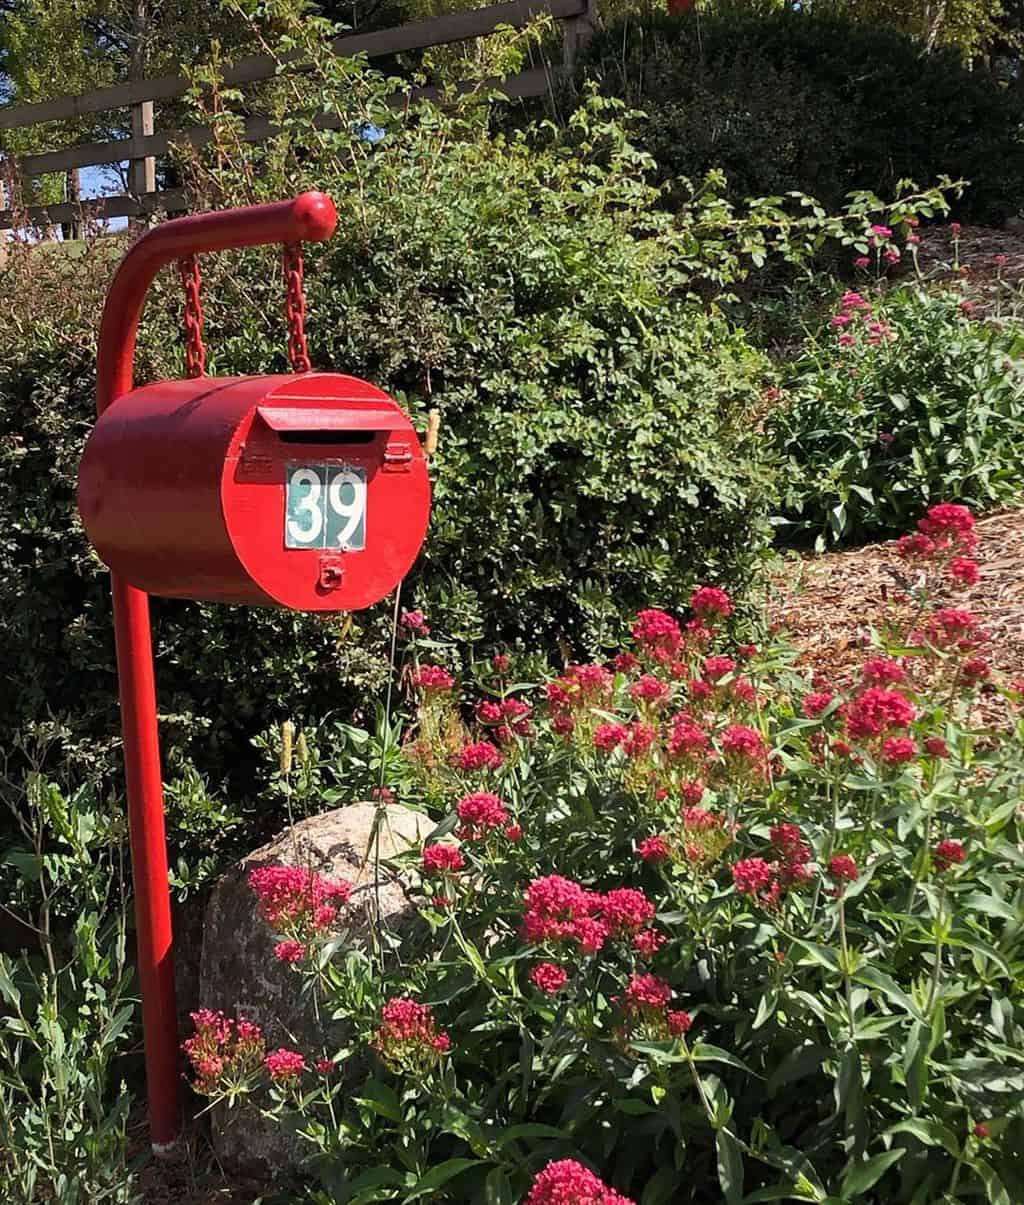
[562, 0, 596, 69]
[129, 99, 156, 217]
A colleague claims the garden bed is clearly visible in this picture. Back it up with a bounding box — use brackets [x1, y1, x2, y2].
[771, 503, 1024, 714]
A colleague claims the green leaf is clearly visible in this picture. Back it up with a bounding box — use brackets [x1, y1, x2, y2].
[902, 1020, 930, 1110]
[692, 1043, 756, 1074]
[840, 1149, 906, 1198]
[853, 966, 923, 1020]
[353, 1080, 403, 1124]
[717, 1128, 744, 1205]
[404, 1159, 482, 1200]
[887, 1119, 959, 1158]
[495, 1123, 566, 1147]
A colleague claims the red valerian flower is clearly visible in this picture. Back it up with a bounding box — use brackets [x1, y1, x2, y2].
[525, 1159, 636, 1205]
[398, 609, 430, 636]
[802, 691, 834, 718]
[637, 835, 671, 863]
[522, 875, 602, 948]
[973, 1123, 991, 1140]
[265, 1048, 306, 1081]
[732, 857, 773, 896]
[505, 823, 524, 842]
[690, 585, 733, 622]
[934, 838, 966, 872]
[667, 1010, 693, 1036]
[454, 741, 504, 772]
[411, 664, 454, 692]
[844, 687, 916, 739]
[623, 722, 657, 758]
[503, 698, 531, 721]
[593, 723, 629, 753]
[949, 557, 980, 586]
[629, 674, 671, 704]
[720, 724, 766, 760]
[248, 866, 352, 931]
[962, 657, 991, 683]
[315, 1058, 335, 1074]
[492, 653, 511, 673]
[530, 962, 569, 994]
[924, 736, 949, 757]
[613, 651, 640, 673]
[456, 792, 509, 840]
[633, 928, 666, 956]
[680, 781, 705, 805]
[632, 609, 683, 658]
[183, 1010, 265, 1095]
[624, 972, 673, 1011]
[919, 503, 977, 551]
[925, 608, 984, 649]
[422, 844, 464, 874]
[476, 700, 503, 724]
[828, 854, 859, 883]
[374, 997, 450, 1069]
[274, 939, 306, 964]
[552, 713, 575, 736]
[668, 714, 710, 759]
[882, 735, 917, 764]
[861, 657, 906, 687]
[703, 655, 736, 682]
[601, 888, 656, 934]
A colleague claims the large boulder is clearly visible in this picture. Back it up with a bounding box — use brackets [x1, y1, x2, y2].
[197, 802, 427, 1179]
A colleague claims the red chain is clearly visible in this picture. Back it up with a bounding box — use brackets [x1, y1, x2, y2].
[178, 254, 206, 378]
[283, 242, 312, 374]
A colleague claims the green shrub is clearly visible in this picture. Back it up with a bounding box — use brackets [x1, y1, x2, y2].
[769, 285, 1024, 547]
[187, 506, 1024, 1203]
[578, 10, 1024, 224]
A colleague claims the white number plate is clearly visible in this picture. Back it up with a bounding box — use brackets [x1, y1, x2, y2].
[285, 463, 367, 551]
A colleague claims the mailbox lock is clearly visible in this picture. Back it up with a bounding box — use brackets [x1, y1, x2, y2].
[318, 554, 345, 590]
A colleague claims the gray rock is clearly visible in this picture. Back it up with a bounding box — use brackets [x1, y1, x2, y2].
[198, 802, 427, 1179]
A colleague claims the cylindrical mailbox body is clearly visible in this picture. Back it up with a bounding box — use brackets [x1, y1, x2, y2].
[78, 372, 430, 610]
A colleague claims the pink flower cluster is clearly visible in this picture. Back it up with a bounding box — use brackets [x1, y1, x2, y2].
[454, 740, 504, 772]
[374, 997, 451, 1071]
[526, 1159, 636, 1205]
[843, 686, 916, 741]
[456, 791, 513, 841]
[422, 843, 464, 874]
[831, 290, 892, 348]
[615, 973, 693, 1046]
[521, 876, 659, 956]
[411, 664, 454, 693]
[398, 609, 430, 637]
[182, 1009, 265, 1095]
[934, 838, 966, 872]
[248, 865, 352, 962]
[265, 1048, 306, 1082]
[897, 503, 980, 587]
[732, 822, 813, 906]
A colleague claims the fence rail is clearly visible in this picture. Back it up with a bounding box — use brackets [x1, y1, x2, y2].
[0, 0, 591, 231]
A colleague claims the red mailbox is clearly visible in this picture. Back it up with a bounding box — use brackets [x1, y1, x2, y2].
[78, 372, 430, 610]
[78, 192, 434, 1155]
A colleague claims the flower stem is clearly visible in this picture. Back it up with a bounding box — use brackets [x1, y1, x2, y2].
[926, 884, 947, 1017]
[837, 893, 856, 1041]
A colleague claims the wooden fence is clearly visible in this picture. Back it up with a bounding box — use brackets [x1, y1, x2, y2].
[0, 0, 593, 231]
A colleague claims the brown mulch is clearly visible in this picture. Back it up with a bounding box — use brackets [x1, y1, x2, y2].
[912, 223, 1024, 294]
[768, 506, 1024, 700]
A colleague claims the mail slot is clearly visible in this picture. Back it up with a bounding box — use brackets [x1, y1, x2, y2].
[77, 372, 431, 610]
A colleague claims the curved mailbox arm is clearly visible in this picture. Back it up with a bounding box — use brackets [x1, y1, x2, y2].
[95, 192, 336, 1153]
[97, 190, 337, 414]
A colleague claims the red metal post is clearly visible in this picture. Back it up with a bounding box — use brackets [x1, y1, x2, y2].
[95, 192, 337, 1151]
